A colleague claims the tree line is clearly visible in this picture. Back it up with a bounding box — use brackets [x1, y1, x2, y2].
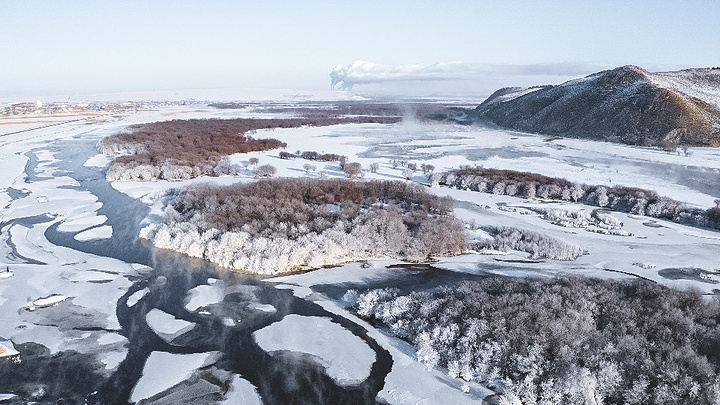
[439, 166, 720, 230]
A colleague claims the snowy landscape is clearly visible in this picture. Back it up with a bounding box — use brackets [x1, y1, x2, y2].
[1, 73, 720, 404]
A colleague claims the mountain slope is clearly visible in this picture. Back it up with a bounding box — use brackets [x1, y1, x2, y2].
[472, 66, 720, 147]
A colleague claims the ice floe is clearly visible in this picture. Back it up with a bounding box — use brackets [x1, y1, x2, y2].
[57, 213, 108, 233]
[74, 225, 113, 241]
[145, 308, 195, 341]
[126, 287, 149, 307]
[130, 351, 220, 403]
[185, 282, 226, 312]
[254, 314, 375, 386]
[29, 294, 68, 310]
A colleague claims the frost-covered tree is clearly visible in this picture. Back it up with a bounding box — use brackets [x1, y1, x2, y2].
[253, 164, 276, 178]
[594, 186, 609, 207]
[213, 156, 241, 176]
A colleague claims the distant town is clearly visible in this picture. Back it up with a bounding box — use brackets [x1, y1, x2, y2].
[1, 99, 195, 116]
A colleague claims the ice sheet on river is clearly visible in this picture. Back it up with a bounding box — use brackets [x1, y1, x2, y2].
[130, 351, 221, 403]
[145, 308, 195, 342]
[253, 314, 375, 386]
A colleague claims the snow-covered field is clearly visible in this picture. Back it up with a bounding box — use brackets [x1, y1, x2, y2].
[2, 96, 720, 403]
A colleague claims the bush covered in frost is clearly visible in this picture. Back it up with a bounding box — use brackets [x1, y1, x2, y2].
[140, 178, 466, 274]
[532, 208, 624, 231]
[253, 164, 277, 178]
[475, 226, 587, 260]
[355, 277, 720, 404]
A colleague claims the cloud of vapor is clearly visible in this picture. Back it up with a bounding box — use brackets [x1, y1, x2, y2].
[330, 60, 613, 92]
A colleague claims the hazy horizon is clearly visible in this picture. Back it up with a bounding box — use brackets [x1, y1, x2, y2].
[2, 1, 717, 99]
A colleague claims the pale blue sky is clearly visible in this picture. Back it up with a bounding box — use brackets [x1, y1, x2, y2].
[2, 1, 718, 98]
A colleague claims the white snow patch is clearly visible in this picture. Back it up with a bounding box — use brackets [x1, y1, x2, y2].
[249, 303, 277, 313]
[63, 269, 116, 283]
[97, 332, 127, 345]
[0, 339, 19, 358]
[126, 288, 149, 307]
[57, 213, 108, 233]
[185, 283, 226, 312]
[130, 351, 220, 403]
[0, 153, 28, 208]
[313, 296, 494, 404]
[30, 294, 68, 309]
[273, 284, 314, 299]
[254, 314, 375, 386]
[83, 154, 111, 168]
[74, 225, 113, 241]
[220, 375, 263, 405]
[145, 308, 195, 341]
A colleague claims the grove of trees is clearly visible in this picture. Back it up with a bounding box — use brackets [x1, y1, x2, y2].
[140, 179, 467, 274]
[476, 226, 587, 260]
[354, 277, 720, 404]
[100, 117, 396, 182]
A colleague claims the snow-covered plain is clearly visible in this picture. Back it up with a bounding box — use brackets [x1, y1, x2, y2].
[3, 95, 720, 403]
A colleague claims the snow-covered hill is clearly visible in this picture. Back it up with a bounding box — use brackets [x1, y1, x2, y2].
[472, 66, 720, 147]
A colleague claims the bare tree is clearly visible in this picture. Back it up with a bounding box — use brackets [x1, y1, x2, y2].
[344, 162, 363, 178]
[249, 157, 259, 166]
[370, 162, 380, 173]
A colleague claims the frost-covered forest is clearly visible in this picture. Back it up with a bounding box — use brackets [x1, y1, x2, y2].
[140, 179, 466, 274]
[440, 167, 720, 229]
[354, 277, 720, 404]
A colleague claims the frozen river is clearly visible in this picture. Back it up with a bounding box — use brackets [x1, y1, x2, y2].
[2, 132, 396, 403]
[2, 103, 720, 404]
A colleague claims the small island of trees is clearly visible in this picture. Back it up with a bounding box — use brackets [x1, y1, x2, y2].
[140, 178, 466, 274]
